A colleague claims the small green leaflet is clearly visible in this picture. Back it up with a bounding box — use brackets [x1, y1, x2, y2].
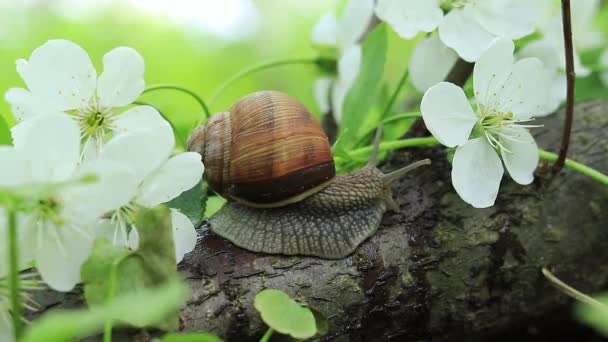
[254, 289, 319, 339]
[21, 280, 187, 342]
[339, 23, 388, 149]
[204, 196, 226, 218]
[81, 206, 180, 330]
[156, 333, 224, 342]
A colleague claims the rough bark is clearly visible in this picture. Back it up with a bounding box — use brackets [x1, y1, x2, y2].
[32, 100, 608, 341]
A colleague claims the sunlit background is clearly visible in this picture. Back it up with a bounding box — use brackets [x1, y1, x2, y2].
[0, 0, 420, 142]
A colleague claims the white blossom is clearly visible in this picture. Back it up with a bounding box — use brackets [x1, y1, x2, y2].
[421, 38, 551, 208]
[0, 114, 138, 291]
[93, 122, 203, 263]
[374, 0, 539, 62]
[4, 39, 165, 158]
[408, 35, 458, 93]
[311, 0, 374, 122]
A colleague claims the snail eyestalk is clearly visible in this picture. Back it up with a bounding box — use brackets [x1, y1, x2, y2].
[382, 159, 431, 185]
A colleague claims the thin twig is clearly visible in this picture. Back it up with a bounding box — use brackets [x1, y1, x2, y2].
[554, 0, 576, 172]
[542, 268, 605, 309]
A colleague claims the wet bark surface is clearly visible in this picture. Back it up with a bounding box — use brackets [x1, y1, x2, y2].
[31, 100, 608, 341]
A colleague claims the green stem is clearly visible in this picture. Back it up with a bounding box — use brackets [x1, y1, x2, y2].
[539, 149, 608, 184]
[354, 112, 421, 147]
[103, 257, 121, 342]
[381, 68, 409, 119]
[260, 327, 274, 342]
[336, 137, 439, 163]
[142, 84, 211, 119]
[7, 208, 23, 339]
[208, 58, 318, 108]
[542, 268, 606, 308]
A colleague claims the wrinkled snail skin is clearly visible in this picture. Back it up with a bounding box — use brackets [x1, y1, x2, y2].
[188, 90, 430, 259]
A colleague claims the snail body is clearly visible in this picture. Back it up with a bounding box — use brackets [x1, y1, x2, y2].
[188, 91, 429, 259]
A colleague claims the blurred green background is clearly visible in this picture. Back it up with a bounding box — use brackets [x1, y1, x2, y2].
[0, 0, 415, 144]
[1, 0, 606, 148]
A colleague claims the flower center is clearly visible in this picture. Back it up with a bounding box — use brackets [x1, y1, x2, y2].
[34, 197, 63, 226]
[440, 0, 474, 10]
[109, 202, 138, 246]
[76, 102, 117, 149]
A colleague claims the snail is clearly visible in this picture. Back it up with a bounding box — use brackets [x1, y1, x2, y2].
[187, 91, 429, 259]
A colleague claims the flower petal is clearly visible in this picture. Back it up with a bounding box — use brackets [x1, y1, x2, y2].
[409, 36, 458, 93]
[17, 39, 96, 111]
[35, 223, 93, 291]
[472, 0, 539, 39]
[313, 77, 333, 114]
[420, 82, 477, 147]
[171, 209, 197, 263]
[438, 8, 497, 62]
[112, 105, 172, 136]
[331, 44, 361, 123]
[0, 307, 14, 342]
[571, 0, 603, 50]
[496, 57, 552, 119]
[0, 147, 29, 186]
[136, 152, 204, 208]
[11, 113, 80, 183]
[60, 159, 138, 221]
[4, 88, 55, 121]
[338, 0, 374, 49]
[499, 127, 538, 185]
[473, 37, 514, 107]
[452, 137, 504, 208]
[100, 128, 174, 182]
[97, 47, 145, 108]
[312, 13, 338, 47]
[374, 0, 442, 39]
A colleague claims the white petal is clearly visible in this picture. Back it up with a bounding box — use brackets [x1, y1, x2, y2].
[112, 105, 172, 136]
[60, 160, 138, 221]
[338, 0, 375, 49]
[331, 45, 361, 123]
[11, 114, 80, 183]
[101, 128, 174, 182]
[536, 73, 566, 116]
[420, 82, 477, 147]
[600, 49, 608, 87]
[495, 57, 552, 119]
[473, 37, 515, 107]
[452, 137, 504, 208]
[472, 0, 539, 39]
[17, 39, 96, 111]
[374, 0, 442, 39]
[0, 308, 14, 342]
[4, 88, 55, 121]
[136, 152, 203, 207]
[35, 223, 93, 292]
[438, 8, 497, 62]
[97, 47, 145, 108]
[312, 13, 338, 47]
[128, 226, 140, 251]
[518, 38, 561, 72]
[0, 211, 35, 278]
[313, 77, 333, 114]
[571, 0, 603, 50]
[171, 209, 197, 263]
[499, 127, 538, 185]
[409, 36, 458, 93]
[0, 147, 29, 186]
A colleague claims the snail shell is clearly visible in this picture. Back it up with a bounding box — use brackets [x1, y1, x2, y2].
[188, 91, 335, 207]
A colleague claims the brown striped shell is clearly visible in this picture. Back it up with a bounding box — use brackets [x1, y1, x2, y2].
[187, 91, 335, 208]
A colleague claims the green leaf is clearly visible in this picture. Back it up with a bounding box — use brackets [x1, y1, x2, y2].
[576, 294, 608, 336]
[254, 289, 317, 339]
[0, 115, 11, 145]
[168, 180, 207, 227]
[339, 23, 388, 148]
[22, 280, 187, 342]
[157, 332, 224, 342]
[81, 206, 180, 330]
[204, 196, 226, 218]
